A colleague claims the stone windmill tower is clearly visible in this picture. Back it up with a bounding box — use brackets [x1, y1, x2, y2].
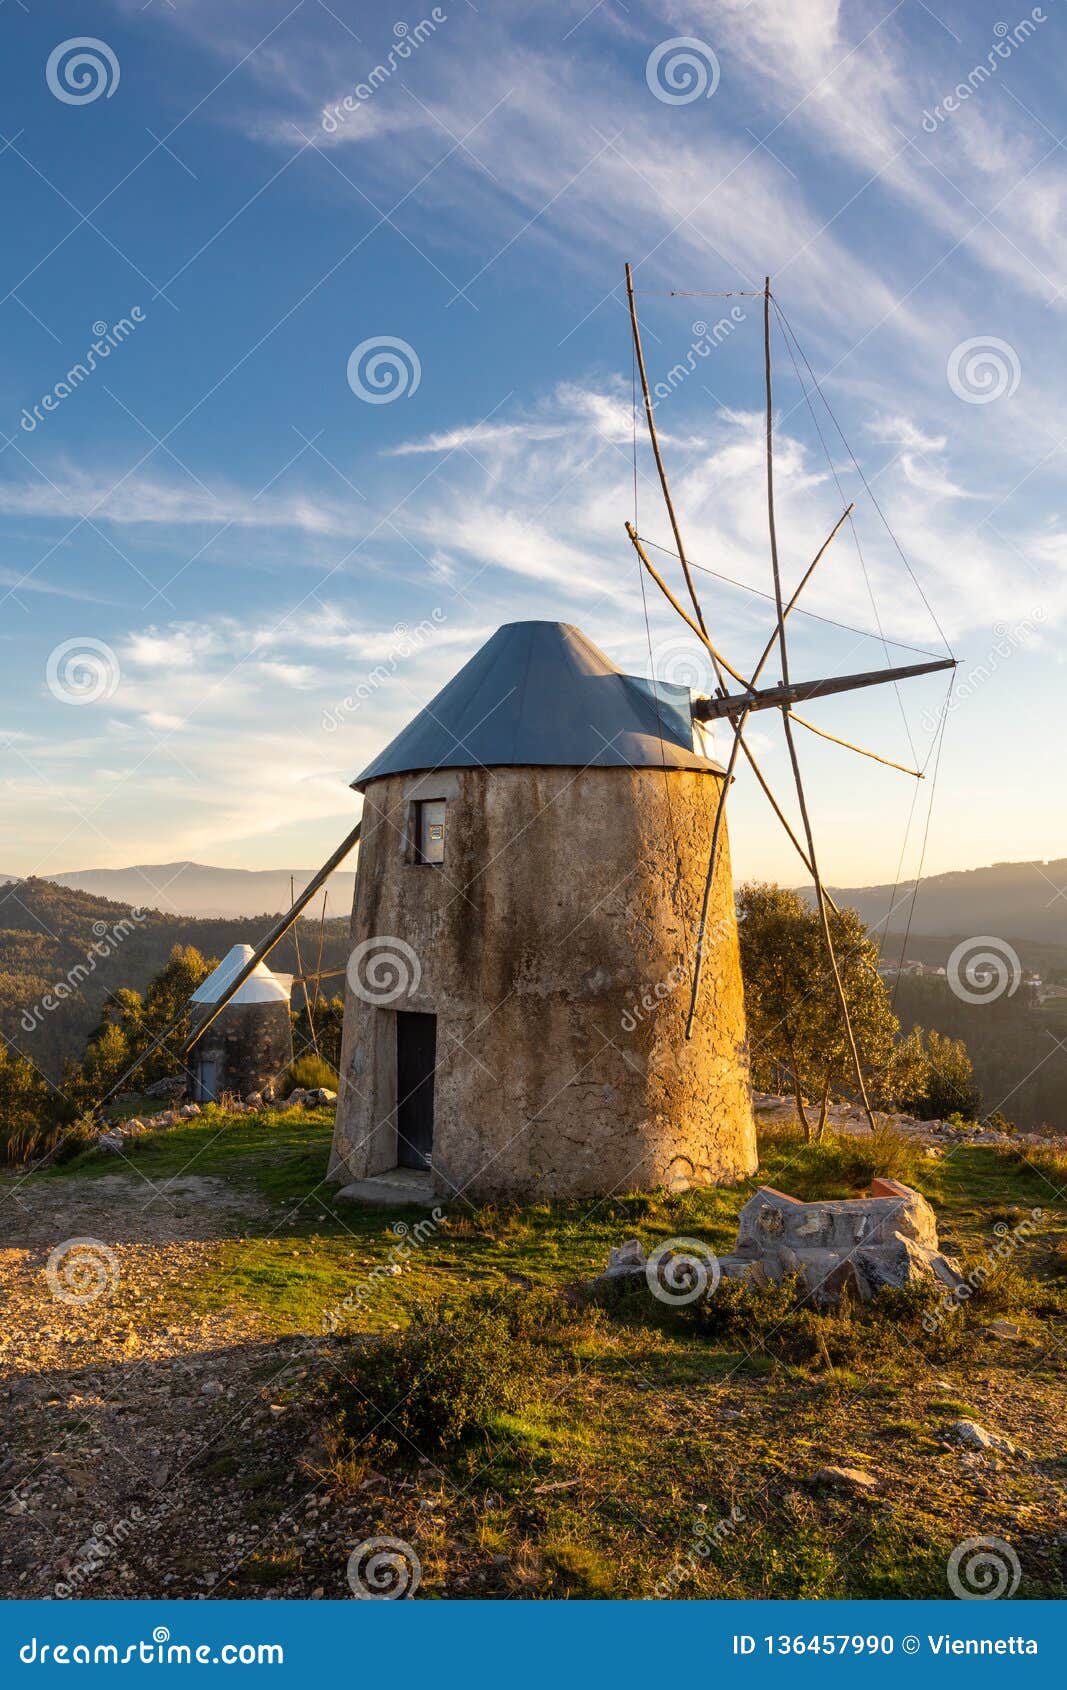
[178, 268, 955, 1208]
[327, 619, 757, 1203]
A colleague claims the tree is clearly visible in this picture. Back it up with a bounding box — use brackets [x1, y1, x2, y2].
[737, 882, 897, 1138]
[881, 1024, 981, 1120]
[63, 944, 214, 1112]
[0, 1038, 55, 1162]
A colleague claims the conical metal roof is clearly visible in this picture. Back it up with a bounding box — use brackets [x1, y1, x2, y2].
[353, 621, 723, 789]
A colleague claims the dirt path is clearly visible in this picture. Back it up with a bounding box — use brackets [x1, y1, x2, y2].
[0, 1173, 335, 1599]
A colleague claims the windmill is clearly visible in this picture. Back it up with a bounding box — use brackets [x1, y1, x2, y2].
[93, 269, 956, 1196]
[621, 264, 956, 1129]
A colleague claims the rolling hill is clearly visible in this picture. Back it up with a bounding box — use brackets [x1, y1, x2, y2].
[0, 861, 358, 920]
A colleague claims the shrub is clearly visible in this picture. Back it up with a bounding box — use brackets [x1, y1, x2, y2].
[279, 1053, 339, 1096]
[326, 1290, 549, 1459]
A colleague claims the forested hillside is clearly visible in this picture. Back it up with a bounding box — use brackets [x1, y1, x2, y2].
[0, 878, 350, 1081]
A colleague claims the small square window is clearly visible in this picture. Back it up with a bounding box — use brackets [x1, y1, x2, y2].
[415, 798, 446, 865]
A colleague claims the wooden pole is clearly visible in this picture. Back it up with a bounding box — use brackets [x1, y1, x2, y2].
[736, 738, 840, 916]
[684, 507, 855, 1034]
[184, 819, 362, 1054]
[692, 655, 956, 720]
[625, 262, 713, 649]
[787, 711, 924, 777]
[625, 523, 753, 691]
[761, 277, 875, 1128]
[291, 874, 319, 1056]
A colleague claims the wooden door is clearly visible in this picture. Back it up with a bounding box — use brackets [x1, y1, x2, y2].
[396, 1011, 436, 1169]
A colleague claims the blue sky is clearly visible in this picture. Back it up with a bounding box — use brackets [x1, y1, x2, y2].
[0, 0, 1063, 894]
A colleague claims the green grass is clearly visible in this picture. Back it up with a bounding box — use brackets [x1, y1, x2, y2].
[23, 1109, 1067, 1600]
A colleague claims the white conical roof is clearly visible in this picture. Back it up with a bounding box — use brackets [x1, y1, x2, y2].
[190, 943, 292, 1006]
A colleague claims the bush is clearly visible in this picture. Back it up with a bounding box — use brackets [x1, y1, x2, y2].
[279, 1053, 338, 1096]
[326, 1290, 549, 1459]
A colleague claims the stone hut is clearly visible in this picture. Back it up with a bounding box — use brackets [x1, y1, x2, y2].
[189, 944, 293, 1103]
[328, 621, 756, 1203]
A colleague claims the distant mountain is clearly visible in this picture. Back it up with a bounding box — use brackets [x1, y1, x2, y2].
[797, 859, 1067, 948]
[4, 861, 358, 920]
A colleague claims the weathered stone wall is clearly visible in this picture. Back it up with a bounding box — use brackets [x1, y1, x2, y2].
[194, 1000, 293, 1101]
[329, 764, 756, 1201]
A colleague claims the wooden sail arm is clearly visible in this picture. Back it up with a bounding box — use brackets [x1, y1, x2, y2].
[787, 711, 924, 777]
[183, 819, 362, 1054]
[624, 523, 752, 692]
[692, 656, 956, 721]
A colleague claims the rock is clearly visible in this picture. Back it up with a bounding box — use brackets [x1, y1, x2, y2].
[986, 1319, 1025, 1342]
[726, 1180, 962, 1304]
[144, 1077, 186, 1099]
[813, 1466, 879, 1491]
[124, 1118, 147, 1136]
[96, 1130, 125, 1153]
[179, 1103, 201, 1119]
[948, 1419, 1016, 1456]
[608, 1238, 645, 1271]
[312, 1088, 338, 1104]
[244, 1092, 263, 1110]
[201, 1380, 224, 1398]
